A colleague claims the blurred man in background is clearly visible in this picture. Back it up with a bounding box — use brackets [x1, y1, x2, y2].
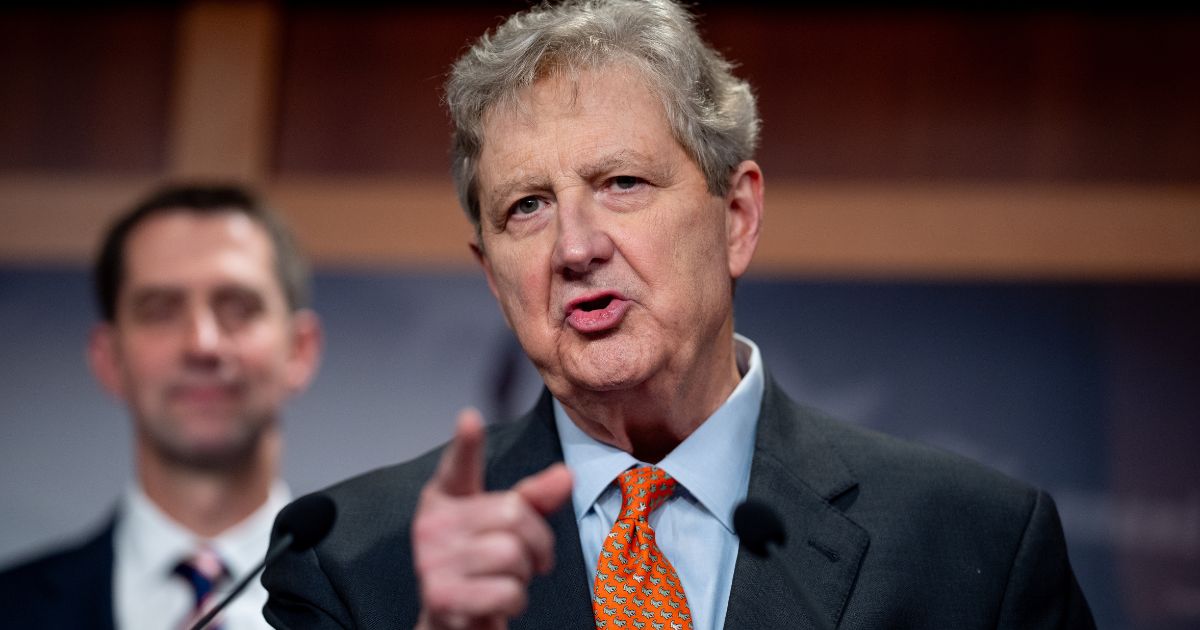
[0, 184, 322, 629]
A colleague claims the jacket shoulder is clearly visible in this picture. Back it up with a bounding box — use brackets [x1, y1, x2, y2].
[806, 404, 1038, 510]
[0, 523, 115, 625]
[775, 392, 1050, 569]
[0, 523, 113, 585]
[772, 394, 1095, 627]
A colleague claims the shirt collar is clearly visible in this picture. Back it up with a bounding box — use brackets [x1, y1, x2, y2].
[555, 333, 764, 533]
[210, 481, 292, 577]
[118, 480, 292, 580]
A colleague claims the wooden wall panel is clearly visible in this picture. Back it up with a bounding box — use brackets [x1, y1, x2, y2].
[701, 10, 1200, 181]
[0, 174, 163, 262]
[274, 8, 510, 176]
[0, 7, 176, 171]
[755, 181, 1200, 279]
[168, 1, 280, 180]
[270, 8, 1200, 182]
[1, 4, 1197, 279]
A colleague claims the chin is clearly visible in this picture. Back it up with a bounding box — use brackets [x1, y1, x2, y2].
[149, 419, 265, 468]
[565, 371, 644, 393]
[156, 446, 239, 471]
[559, 346, 655, 393]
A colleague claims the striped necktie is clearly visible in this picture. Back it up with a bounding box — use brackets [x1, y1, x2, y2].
[593, 466, 693, 630]
[173, 545, 228, 630]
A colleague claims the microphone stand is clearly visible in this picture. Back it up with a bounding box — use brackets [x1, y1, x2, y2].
[188, 533, 293, 630]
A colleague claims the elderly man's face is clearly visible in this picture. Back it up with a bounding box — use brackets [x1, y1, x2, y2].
[473, 66, 759, 399]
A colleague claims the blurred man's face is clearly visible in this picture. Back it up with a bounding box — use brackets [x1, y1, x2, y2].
[473, 66, 757, 401]
[91, 211, 318, 470]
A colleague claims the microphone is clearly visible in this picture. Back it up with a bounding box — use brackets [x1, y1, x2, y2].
[733, 500, 831, 630]
[188, 493, 336, 630]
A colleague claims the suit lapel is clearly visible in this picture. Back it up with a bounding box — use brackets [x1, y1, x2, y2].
[486, 391, 595, 629]
[485, 376, 869, 630]
[48, 519, 117, 630]
[724, 376, 869, 630]
[521, 501, 595, 628]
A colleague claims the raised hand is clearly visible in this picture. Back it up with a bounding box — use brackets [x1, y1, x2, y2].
[413, 409, 573, 630]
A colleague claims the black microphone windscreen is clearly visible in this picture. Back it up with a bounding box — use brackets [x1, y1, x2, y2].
[733, 500, 786, 557]
[277, 493, 336, 551]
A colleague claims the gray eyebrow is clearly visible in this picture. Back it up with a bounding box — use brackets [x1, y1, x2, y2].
[487, 174, 553, 213]
[575, 150, 653, 181]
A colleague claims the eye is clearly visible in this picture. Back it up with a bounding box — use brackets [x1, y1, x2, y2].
[611, 176, 643, 191]
[213, 288, 264, 329]
[129, 291, 182, 324]
[511, 196, 544, 216]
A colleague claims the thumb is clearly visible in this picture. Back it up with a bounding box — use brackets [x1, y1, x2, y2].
[512, 463, 573, 516]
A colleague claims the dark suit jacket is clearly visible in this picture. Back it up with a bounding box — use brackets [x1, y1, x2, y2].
[263, 375, 1095, 629]
[0, 520, 116, 630]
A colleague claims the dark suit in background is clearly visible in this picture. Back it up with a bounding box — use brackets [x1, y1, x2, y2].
[0, 522, 116, 629]
[264, 376, 1094, 629]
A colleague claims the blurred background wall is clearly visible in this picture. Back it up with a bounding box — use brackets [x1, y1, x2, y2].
[1, 2, 1197, 628]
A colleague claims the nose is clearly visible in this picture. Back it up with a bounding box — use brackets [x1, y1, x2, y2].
[551, 194, 614, 278]
[183, 307, 223, 365]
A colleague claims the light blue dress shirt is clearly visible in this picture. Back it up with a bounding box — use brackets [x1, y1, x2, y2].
[553, 334, 765, 630]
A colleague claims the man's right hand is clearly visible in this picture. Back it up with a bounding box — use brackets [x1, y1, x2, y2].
[413, 408, 574, 630]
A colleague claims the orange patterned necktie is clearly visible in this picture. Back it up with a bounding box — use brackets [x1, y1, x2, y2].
[592, 466, 693, 630]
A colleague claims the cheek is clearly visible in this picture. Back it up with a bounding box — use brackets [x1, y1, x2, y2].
[119, 337, 175, 380]
[629, 206, 719, 275]
[492, 247, 550, 313]
[675, 200, 725, 258]
[239, 329, 293, 372]
[644, 205, 728, 304]
[238, 346, 296, 403]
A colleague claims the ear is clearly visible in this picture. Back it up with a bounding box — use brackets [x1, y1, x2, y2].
[284, 309, 323, 394]
[88, 323, 127, 400]
[470, 240, 501, 303]
[724, 160, 764, 280]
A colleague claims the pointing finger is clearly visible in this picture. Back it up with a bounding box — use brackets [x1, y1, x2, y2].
[513, 463, 573, 516]
[512, 463, 573, 574]
[431, 408, 486, 496]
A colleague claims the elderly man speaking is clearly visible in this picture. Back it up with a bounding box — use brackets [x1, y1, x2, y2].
[263, 1, 1095, 629]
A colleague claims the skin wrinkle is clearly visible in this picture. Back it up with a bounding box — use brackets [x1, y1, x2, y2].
[450, 3, 761, 233]
[479, 66, 677, 214]
[473, 64, 760, 462]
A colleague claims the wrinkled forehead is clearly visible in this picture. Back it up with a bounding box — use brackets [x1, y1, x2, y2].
[475, 66, 681, 194]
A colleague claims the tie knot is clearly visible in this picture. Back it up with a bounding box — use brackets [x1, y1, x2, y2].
[616, 466, 676, 522]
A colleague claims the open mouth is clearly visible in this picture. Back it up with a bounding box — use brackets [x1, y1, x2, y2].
[566, 292, 629, 333]
[576, 294, 616, 312]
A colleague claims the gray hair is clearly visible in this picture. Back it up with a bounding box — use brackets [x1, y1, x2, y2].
[445, 0, 760, 231]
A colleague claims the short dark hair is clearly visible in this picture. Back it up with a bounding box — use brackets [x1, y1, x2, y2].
[94, 183, 312, 322]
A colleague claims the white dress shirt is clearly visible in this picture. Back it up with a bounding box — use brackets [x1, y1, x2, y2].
[113, 481, 291, 630]
[555, 333, 765, 630]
